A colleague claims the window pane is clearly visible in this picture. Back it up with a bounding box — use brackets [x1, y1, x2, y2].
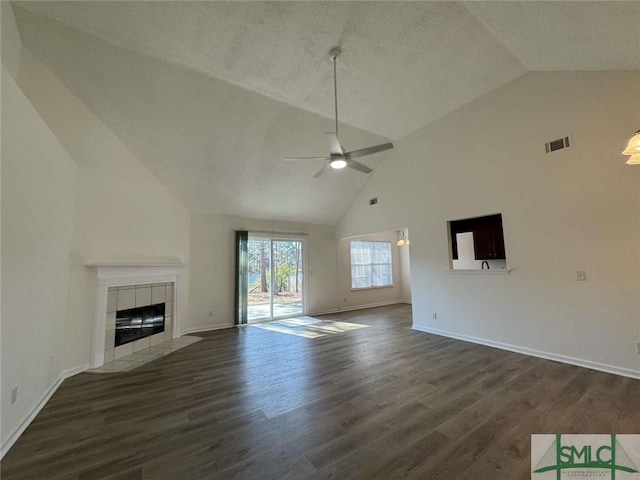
[350, 240, 392, 289]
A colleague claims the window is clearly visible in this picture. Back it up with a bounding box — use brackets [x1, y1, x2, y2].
[350, 240, 393, 289]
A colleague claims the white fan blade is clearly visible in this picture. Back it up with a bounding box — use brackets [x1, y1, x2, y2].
[284, 156, 331, 162]
[325, 133, 344, 155]
[345, 142, 393, 160]
[346, 159, 372, 174]
[313, 163, 331, 178]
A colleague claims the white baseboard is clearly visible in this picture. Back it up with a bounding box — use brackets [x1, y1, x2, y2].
[181, 324, 232, 335]
[1, 363, 89, 459]
[311, 300, 410, 317]
[308, 308, 340, 316]
[412, 324, 640, 380]
[338, 299, 406, 313]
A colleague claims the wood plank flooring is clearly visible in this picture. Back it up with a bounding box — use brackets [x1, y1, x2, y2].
[2, 304, 639, 479]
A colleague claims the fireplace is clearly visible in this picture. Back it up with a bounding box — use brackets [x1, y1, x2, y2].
[90, 264, 185, 368]
[115, 303, 166, 347]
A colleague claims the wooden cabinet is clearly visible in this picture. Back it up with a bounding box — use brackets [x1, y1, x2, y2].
[450, 213, 505, 261]
[472, 219, 505, 260]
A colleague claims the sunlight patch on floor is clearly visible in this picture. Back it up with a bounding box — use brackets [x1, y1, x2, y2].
[248, 316, 369, 338]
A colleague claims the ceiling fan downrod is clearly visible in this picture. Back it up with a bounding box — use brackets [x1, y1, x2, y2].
[282, 46, 393, 177]
[330, 47, 341, 141]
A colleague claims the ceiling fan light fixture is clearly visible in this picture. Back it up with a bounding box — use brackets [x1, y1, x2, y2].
[330, 158, 347, 169]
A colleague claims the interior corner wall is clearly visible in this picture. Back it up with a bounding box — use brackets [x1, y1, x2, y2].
[399, 244, 412, 303]
[188, 214, 338, 332]
[13, 46, 191, 370]
[337, 231, 405, 310]
[1, 67, 76, 453]
[1, 2, 21, 78]
[2, 24, 191, 454]
[336, 71, 640, 377]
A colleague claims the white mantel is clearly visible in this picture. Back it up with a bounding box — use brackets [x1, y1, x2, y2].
[89, 264, 186, 368]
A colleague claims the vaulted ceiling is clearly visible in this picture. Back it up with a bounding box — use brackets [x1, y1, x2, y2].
[11, 1, 639, 225]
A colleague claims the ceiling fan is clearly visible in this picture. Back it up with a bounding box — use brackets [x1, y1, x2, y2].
[284, 48, 393, 178]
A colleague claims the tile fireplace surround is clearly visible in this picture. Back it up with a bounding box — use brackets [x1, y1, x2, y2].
[89, 264, 185, 369]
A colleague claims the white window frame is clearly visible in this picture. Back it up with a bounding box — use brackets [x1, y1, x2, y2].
[349, 240, 394, 290]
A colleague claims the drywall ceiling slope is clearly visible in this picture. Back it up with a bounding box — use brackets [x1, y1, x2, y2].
[14, 6, 391, 225]
[464, 1, 640, 71]
[14, 1, 527, 139]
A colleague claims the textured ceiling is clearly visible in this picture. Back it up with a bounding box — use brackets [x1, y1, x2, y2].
[465, 1, 640, 71]
[14, 5, 390, 225]
[14, 1, 528, 140]
[11, 1, 639, 226]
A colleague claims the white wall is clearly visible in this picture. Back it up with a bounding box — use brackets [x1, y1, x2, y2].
[337, 72, 640, 377]
[399, 241, 412, 303]
[1, 2, 191, 454]
[188, 214, 338, 332]
[13, 46, 191, 370]
[1, 68, 76, 452]
[337, 230, 406, 310]
[1, 2, 21, 78]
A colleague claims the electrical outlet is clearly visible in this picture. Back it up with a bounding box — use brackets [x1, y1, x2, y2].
[636, 342, 640, 354]
[208, 311, 213, 317]
[343, 297, 347, 303]
[576, 271, 586, 281]
[11, 387, 18, 405]
[432, 312, 437, 320]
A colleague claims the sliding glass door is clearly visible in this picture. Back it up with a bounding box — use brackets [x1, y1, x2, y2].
[247, 236, 304, 323]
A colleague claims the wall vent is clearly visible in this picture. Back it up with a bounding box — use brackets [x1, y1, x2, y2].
[545, 135, 571, 153]
[369, 197, 378, 206]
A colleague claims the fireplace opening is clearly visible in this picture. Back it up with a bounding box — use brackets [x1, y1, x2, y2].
[115, 303, 165, 347]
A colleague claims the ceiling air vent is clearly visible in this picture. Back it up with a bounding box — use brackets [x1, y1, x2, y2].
[545, 135, 571, 153]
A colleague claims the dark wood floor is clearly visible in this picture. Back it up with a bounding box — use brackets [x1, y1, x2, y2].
[3, 304, 639, 479]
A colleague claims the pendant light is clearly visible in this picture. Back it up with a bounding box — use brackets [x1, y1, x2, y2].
[626, 154, 640, 165]
[397, 230, 410, 247]
[622, 130, 640, 165]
